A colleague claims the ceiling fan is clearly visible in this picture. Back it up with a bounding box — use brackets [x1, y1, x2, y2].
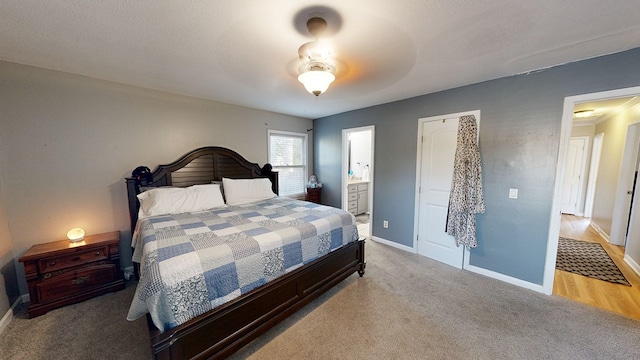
[296, 17, 337, 96]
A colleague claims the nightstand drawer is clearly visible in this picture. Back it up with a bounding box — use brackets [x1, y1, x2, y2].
[38, 246, 109, 273]
[36, 264, 117, 303]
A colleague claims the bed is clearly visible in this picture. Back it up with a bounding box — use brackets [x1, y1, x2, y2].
[125, 146, 366, 360]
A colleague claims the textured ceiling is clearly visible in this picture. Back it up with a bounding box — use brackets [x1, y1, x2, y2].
[2, 1, 640, 119]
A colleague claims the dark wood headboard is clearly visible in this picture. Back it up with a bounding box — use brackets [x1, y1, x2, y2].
[125, 146, 278, 235]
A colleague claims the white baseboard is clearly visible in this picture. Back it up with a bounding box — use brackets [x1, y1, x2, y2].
[370, 236, 547, 294]
[370, 236, 415, 253]
[0, 297, 24, 336]
[465, 264, 547, 294]
[624, 254, 640, 277]
[589, 222, 611, 242]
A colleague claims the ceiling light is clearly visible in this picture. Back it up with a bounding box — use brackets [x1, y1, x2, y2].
[298, 66, 335, 96]
[297, 17, 336, 96]
[573, 109, 595, 118]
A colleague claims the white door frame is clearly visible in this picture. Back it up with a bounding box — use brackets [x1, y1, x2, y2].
[342, 126, 375, 231]
[545, 85, 640, 295]
[414, 110, 479, 268]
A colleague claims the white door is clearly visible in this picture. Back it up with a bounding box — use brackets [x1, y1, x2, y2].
[561, 137, 586, 214]
[417, 117, 464, 268]
[584, 133, 603, 218]
[611, 123, 640, 245]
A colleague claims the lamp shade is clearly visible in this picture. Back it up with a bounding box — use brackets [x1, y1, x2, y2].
[298, 70, 335, 96]
[67, 227, 85, 242]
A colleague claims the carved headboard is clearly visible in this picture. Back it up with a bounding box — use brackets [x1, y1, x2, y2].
[125, 146, 278, 235]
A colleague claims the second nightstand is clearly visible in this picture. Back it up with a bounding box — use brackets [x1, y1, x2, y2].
[305, 187, 321, 204]
[19, 231, 125, 318]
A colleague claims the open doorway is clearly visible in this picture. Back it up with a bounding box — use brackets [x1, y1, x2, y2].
[342, 126, 375, 239]
[546, 86, 640, 319]
[555, 214, 640, 320]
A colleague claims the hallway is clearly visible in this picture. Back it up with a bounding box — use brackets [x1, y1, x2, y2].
[554, 215, 640, 320]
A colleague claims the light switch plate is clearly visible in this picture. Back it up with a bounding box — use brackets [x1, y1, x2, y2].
[509, 188, 518, 199]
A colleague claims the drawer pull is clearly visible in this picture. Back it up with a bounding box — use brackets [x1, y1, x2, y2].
[43, 273, 51, 279]
[72, 276, 89, 285]
[49, 261, 56, 267]
[95, 251, 101, 256]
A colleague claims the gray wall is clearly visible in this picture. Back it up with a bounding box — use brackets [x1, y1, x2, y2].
[314, 48, 640, 285]
[0, 61, 312, 296]
[0, 173, 19, 316]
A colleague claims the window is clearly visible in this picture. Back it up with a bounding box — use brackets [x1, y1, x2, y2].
[268, 130, 308, 197]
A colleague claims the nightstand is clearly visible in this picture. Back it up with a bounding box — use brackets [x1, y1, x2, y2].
[19, 231, 125, 318]
[305, 187, 321, 204]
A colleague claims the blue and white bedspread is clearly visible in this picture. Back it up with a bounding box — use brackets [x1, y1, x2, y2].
[127, 197, 359, 332]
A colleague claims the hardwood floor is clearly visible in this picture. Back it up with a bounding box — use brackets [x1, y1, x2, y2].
[554, 214, 640, 320]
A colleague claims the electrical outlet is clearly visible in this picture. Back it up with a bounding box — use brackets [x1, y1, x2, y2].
[383, 220, 389, 228]
[509, 188, 518, 199]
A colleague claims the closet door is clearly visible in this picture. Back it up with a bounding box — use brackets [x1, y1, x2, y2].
[416, 117, 464, 268]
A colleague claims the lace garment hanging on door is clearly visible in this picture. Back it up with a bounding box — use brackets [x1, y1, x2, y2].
[446, 115, 485, 249]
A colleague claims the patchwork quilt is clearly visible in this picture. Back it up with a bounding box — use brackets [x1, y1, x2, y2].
[127, 197, 359, 332]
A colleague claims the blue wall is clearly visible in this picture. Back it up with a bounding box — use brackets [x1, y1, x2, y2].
[314, 48, 640, 285]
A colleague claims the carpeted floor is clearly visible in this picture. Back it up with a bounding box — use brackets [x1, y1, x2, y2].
[2, 240, 639, 359]
[556, 237, 631, 286]
[0, 281, 151, 359]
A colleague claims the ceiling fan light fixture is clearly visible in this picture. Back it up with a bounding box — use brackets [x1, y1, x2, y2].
[296, 16, 337, 96]
[298, 40, 333, 63]
[298, 67, 335, 96]
[573, 109, 595, 118]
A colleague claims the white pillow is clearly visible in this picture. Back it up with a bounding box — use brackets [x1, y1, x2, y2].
[188, 184, 226, 210]
[137, 184, 225, 219]
[222, 177, 276, 205]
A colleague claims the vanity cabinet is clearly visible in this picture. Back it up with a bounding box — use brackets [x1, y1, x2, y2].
[348, 182, 368, 215]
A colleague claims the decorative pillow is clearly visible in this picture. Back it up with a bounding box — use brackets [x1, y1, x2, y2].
[222, 177, 276, 205]
[137, 183, 225, 219]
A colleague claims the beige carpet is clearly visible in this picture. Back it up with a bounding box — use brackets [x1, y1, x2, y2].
[2, 240, 639, 359]
[0, 281, 150, 359]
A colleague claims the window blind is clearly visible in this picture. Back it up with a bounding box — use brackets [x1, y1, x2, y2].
[268, 131, 307, 196]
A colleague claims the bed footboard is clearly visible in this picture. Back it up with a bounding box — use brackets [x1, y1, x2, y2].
[149, 239, 365, 360]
